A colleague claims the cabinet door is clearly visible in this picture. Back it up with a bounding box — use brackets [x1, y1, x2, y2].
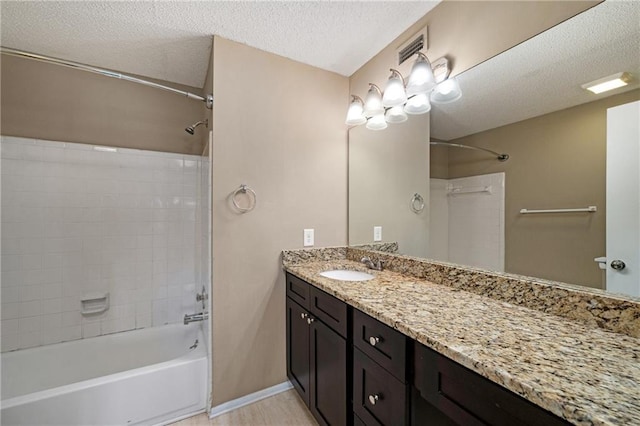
[287, 298, 310, 405]
[353, 348, 408, 426]
[309, 318, 348, 426]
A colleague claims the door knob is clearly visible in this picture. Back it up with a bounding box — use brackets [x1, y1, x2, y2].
[300, 312, 308, 319]
[610, 260, 626, 270]
[368, 394, 380, 405]
[307, 317, 315, 325]
[369, 336, 381, 346]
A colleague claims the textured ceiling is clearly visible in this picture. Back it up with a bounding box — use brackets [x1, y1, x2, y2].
[0, 1, 440, 88]
[431, 0, 640, 141]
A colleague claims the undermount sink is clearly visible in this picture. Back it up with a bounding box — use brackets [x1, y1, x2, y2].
[319, 270, 375, 282]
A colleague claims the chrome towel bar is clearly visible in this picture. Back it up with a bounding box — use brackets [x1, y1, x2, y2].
[519, 206, 597, 214]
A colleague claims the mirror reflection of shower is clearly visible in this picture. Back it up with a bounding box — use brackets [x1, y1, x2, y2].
[185, 119, 208, 135]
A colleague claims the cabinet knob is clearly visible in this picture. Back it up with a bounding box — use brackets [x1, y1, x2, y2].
[368, 394, 380, 405]
[300, 312, 308, 319]
[307, 317, 315, 325]
[369, 336, 381, 346]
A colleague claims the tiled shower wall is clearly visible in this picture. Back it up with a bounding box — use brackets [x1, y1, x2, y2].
[1, 136, 204, 351]
[428, 173, 505, 272]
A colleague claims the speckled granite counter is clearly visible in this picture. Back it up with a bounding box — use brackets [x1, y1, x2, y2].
[283, 254, 640, 426]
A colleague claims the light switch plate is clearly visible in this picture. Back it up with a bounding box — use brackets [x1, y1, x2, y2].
[303, 229, 314, 247]
[374, 226, 382, 242]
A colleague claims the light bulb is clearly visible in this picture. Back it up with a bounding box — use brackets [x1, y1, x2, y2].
[366, 113, 388, 131]
[437, 79, 455, 95]
[363, 84, 384, 116]
[385, 105, 408, 123]
[406, 53, 436, 96]
[404, 93, 431, 115]
[382, 69, 407, 107]
[431, 78, 462, 104]
[345, 96, 366, 126]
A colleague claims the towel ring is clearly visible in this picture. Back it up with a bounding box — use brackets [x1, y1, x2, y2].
[232, 184, 256, 213]
[410, 193, 425, 213]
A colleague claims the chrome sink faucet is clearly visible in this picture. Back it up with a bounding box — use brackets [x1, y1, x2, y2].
[361, 256, 384, 271]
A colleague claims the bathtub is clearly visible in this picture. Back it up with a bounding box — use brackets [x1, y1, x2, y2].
[1, 324, 208, 425]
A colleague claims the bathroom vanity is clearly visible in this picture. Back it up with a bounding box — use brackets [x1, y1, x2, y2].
[283, 247, 640, 426]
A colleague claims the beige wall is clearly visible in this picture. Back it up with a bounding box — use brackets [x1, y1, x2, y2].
[349, 1, 598, 96]
[1, 55, 206, 155]
[443, 89, 640, 288]
[210, 37, 348, 406]
[349, 115, 430, 257]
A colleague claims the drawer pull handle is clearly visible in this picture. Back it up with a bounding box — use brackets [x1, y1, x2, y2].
[300, 312, 308, 319]
[369, 336, 381, 346]
[368, 394, 380, 405]
[307, 317, 315, 325]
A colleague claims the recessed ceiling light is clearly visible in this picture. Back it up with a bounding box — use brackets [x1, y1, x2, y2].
[581, 72, 632, 94]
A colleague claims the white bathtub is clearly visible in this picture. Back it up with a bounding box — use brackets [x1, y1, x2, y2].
[1, 324, 208, 426]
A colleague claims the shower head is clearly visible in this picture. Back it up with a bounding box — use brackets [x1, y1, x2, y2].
[185, 119, 208, 135]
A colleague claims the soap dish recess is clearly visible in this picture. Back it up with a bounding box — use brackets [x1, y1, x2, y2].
[81, 292, 109, 315]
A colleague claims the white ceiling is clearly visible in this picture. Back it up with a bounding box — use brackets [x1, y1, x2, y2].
[431, 0, 640, 141]
[0, 1, 440, 88]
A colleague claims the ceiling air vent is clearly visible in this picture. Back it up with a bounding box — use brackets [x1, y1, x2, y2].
[398, 34, 424, 66]
[395, 26, 428, 76]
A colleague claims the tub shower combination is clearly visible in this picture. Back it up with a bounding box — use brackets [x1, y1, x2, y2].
[1, 325, 208, 425]
[1, 137, 211, 425]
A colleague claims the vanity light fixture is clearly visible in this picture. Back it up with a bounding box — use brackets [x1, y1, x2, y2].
[581, 72, 632, 94]
[346, 53, 462, 130]
[404, 92, 431, 115]
[363, 84, 384, 116]
[382, 69, 408, 107]
[385, 105, 408, 123]
[429, 56, 462, 104]
[366, 113, 388, 130]
[345, 95, 367, 125]
[406, 52, 436, 96]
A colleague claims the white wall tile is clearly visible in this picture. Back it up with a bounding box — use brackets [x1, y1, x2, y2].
[1, 137, 203, 351]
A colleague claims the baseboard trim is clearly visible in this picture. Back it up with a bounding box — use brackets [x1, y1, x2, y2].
[209, 381, 294, 419]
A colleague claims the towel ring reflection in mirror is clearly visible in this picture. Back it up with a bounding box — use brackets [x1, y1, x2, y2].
[410, 193, 425, 213]
[232, 184, 256, 213]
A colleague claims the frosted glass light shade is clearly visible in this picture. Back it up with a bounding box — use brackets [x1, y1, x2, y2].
[364, 84, 384, 116]
[366, 113, 388, 130]
[406, 54, 436, 96]
[345, 97, 366, 125]
[404, 93, 431, 115]
[431, 78, 462, 104]
[385, 105, 408, 123]
[382, 73, 407, 107]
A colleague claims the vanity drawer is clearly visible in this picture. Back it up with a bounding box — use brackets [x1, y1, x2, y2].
[413, 343, 571, 426]
[353, 309, 407, 382]
[309, 286, 348, 338]
[353, 348, 409, 426]
[286, 272, 310, 309]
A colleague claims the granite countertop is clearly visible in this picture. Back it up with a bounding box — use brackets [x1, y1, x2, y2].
[284, 259, 640, 426]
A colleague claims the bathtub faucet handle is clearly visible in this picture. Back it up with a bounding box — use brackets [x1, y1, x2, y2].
[196, 286, 208, 310]
[184, 312, 209, 325]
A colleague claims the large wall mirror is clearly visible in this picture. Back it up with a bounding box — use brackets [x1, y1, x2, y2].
[348, 1, 640, 297]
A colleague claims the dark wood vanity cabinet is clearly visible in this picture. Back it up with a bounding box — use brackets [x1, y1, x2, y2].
[412, 343, 571, 426]
[286, 273, 348, 426]
[352, 309, 410, 426]
[286, 272, 572, 426]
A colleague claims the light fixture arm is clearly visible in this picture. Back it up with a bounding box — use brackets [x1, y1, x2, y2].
[389, 68, 406, 86]
[368, 83, 382, 95]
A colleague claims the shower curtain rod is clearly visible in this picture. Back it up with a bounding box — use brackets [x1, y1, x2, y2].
[1, 46, 213, 109]
[429, 141, 509, 162]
